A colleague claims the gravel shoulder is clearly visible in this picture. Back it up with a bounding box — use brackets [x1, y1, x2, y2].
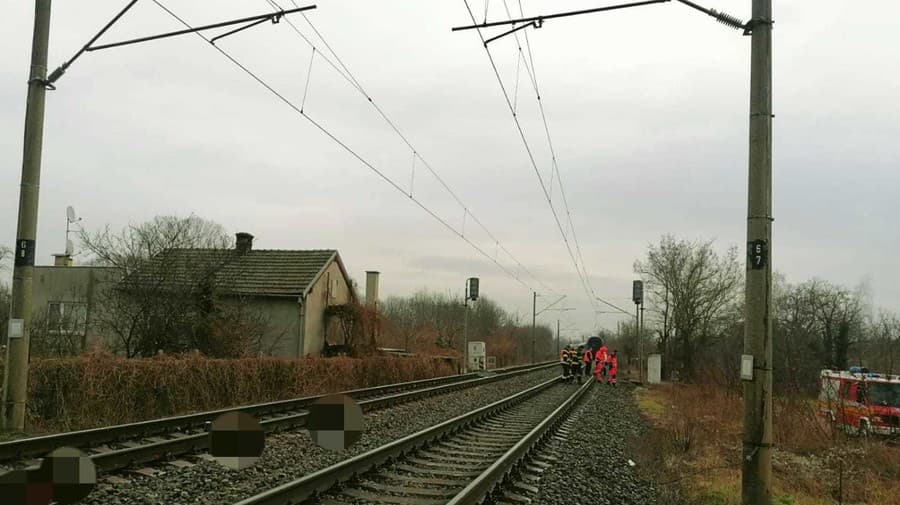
[534, 381, 663, 505]
[84, 368, 558, 505]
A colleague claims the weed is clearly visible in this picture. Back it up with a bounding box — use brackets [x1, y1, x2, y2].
[635, 380, 900, 505]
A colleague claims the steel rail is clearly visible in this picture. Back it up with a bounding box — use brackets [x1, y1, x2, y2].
[1, 362, 556, 472]
[0, 373, 468, 462]
[83, 363, 556, 472]
[447, 377, 593, 504]
[232, 376, 567, 505]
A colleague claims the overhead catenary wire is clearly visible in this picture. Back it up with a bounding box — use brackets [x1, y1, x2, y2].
[275, 0, 562, 297]
[498, 0, 602, 309]
[148, 0, 550, 295]
[505, 0, 601, 306]
[464, 0, 599, 312]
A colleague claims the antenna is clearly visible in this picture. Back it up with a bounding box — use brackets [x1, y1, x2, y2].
[65, 205, 82, 256]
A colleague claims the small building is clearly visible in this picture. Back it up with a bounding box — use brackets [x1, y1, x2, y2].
[31, 233, 372, 357]
[32, 255, 118, 352]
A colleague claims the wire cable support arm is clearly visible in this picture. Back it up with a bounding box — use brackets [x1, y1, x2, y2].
[452, 0, 670, 32]
[483, 19, 541, 45]
[42, 2, 316, 88]
[87, 5, 316, 51]
[209, 16, 271, 45]
[43, 0, 141, 88]
[535, 295, 567, 317]
[594, 296, 633, 317]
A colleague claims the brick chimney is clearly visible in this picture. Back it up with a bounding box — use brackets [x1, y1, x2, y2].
[52, 254, 73, 267]
[365, 271, 380, 307]
[235, 232, 254, 254]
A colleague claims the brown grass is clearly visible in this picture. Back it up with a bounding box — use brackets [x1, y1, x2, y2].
[16, 351, 454, 433]
[634, 383, 900, 505]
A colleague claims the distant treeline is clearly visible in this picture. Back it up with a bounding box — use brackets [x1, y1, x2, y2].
[379, 291, 556, 367]
[632, 235, 899, 393]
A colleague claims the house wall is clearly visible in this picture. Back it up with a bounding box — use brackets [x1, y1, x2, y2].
[31, 257, 354, 358]
[32, 266, 119, 350]
[242, 297, 302, 357]
[302, 259, 353, 356]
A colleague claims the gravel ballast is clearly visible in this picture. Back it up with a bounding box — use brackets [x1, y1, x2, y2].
[83, 368, 558, 505]
[317, 382, 579, 504]
[532, 381, 662, 505]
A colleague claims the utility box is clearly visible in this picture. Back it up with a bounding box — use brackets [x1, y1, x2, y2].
[468, 341, 486, 371]
[485, 356, 497, 369]
[647, 354, 662, 384]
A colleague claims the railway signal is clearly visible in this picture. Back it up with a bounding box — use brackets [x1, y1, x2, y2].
[463, 277, 479, 373]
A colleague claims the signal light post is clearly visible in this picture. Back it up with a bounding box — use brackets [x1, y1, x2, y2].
[633, 280, 644, 383]
[463, 278, 479, 373]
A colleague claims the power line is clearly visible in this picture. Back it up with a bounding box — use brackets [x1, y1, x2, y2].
[508, 0, 600, 304]
[272, 0, 562, 297]
[149, 0, 549, 294]
[462, 0, 598, 311]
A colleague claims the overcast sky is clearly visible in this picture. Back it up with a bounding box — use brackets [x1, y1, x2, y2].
[2, 0, 898, 336]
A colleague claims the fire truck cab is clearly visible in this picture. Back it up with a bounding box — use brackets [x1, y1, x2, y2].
[818, 367, 900, 436]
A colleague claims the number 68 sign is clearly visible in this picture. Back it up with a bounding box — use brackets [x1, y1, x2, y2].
[747, 240, 768, 270]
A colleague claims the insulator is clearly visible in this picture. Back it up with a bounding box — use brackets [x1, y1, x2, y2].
[711, 9, 746, 30]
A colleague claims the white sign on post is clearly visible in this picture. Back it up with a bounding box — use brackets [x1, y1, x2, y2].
[741, 354, 754, 381]
[647, 354, 662, 384]
[8, 319, 24, 339]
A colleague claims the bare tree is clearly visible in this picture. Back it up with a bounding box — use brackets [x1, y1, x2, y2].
[78, 215, 268, 357]
[380, 290, 555, 363]
[0, 244, 11, 267]
[28, 289, 86, 358]
[634, 235, 743, 380]
[868, 310, 900, 374]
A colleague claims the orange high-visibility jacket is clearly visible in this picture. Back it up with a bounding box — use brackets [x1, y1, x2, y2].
[608, 355, 618, 373]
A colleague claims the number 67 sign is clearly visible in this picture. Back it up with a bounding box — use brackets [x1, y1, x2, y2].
[747, 240, 768, 270]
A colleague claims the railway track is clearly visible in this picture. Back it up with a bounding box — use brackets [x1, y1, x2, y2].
[0, 361, 555, 475]
[233, 376, 591, 505]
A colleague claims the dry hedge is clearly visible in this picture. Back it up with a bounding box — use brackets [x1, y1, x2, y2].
[15, 352, 454, 432]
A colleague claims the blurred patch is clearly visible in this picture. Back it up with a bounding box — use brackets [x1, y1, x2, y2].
[306, 394, 364, 451]
[41, 447, 96, 504]
[209, 411, 265, 470]
[0, 446, 95, 505]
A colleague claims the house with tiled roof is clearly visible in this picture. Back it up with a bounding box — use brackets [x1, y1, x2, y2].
[160, 232, 360, 356]
[33, 232, 369, 357]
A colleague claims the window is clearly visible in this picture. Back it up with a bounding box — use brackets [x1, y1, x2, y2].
[869, 383, 900, 407]
[46, 301, 87, 335]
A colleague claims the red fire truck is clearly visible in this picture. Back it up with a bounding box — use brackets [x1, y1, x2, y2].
[818, 367, 900, 436]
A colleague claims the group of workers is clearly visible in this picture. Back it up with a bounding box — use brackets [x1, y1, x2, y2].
[559, 343, 617, 385]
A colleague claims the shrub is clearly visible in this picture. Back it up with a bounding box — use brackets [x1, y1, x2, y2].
[23, 352, 454, 432]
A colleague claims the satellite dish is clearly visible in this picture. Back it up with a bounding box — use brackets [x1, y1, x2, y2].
[65, 239, 74, 256]
[66, 206, 77, 223]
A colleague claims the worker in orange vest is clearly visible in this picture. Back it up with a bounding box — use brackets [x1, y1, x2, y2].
[594, 344, 608, 382]
[606, 350, 619, 385]
[559, 345, 571, 379]
[581, 346, 594, 378]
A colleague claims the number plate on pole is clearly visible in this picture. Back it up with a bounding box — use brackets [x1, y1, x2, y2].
[8, 319, 24, 339]
[748, 240, 768, 270]
[741, 354, 754, 380]
[14, 239, 35, 267]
